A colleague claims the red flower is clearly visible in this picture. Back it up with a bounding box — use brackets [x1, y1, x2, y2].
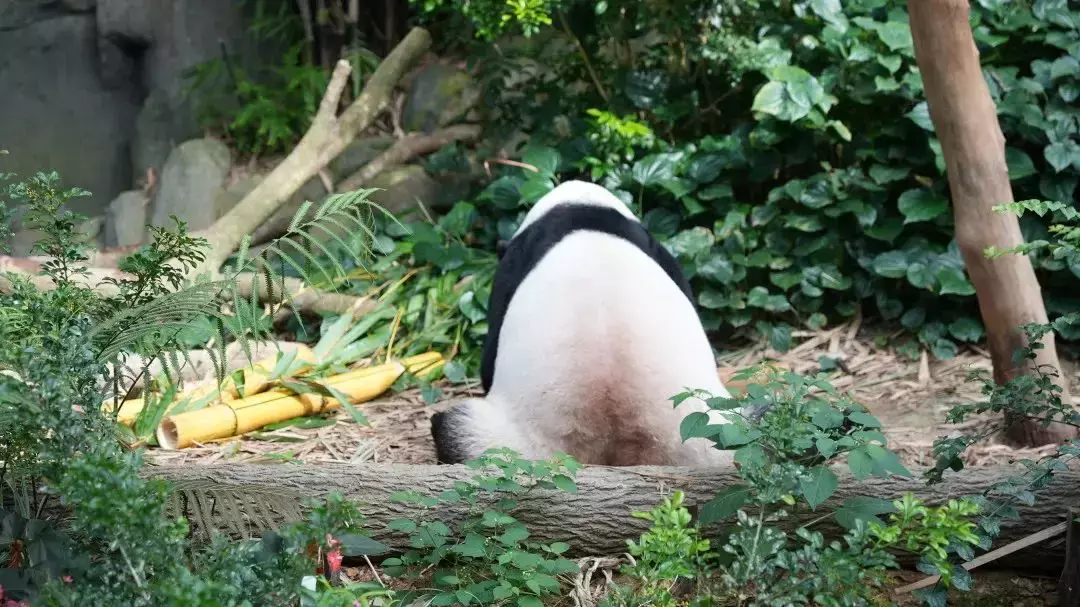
[325, 534, 343, 577]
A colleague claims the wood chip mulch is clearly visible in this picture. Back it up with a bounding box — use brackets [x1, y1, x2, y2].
[144, 320, 1080, 470]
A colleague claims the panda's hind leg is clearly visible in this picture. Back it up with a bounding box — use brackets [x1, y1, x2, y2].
[430, 397, 533, 464]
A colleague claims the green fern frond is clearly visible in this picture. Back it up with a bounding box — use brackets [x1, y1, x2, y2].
[91, 280, 230, 362]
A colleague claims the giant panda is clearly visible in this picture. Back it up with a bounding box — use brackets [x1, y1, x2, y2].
[430, 180, 742, 467]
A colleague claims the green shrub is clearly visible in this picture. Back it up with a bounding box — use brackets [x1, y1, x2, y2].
[413, 0, 1080, 359]
[0, 169, 390, 605]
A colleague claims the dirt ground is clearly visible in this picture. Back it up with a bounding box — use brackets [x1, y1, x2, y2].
[144, 321, 1080, 469]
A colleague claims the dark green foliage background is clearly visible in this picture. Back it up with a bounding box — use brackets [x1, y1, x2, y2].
[399, 0, 1080, 367]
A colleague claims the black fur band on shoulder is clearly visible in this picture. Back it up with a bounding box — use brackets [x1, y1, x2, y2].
[479, 203, 696, 394]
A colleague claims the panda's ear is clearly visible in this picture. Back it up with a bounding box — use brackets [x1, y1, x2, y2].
[496, 239, 509, 259]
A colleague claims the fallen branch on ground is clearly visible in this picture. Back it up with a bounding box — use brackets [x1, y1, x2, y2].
[191, 27, 433, 276]
[143, 461, 1080, 574]
[892, 521, 1069, 594]
[0, 256, 374, 318]
[252, 124, 484, 245]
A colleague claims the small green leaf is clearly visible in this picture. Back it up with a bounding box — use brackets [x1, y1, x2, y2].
[948, 317, 984, 342]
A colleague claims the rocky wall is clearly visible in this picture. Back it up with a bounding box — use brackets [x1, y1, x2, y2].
[0, 0, 265, 228]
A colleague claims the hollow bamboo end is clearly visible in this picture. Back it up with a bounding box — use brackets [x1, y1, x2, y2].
[157, 418, 180, 450]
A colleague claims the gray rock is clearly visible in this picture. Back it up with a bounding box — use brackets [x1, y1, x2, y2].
[96, 0, 156, 44]
[213, 174, 263, 219]
[402, 64, 481, 134]
[0, 15, 139, 215]
[1, 1, 67, 31]
[61, 0, 97, 12]
[368, 165, 441, 216]
[151, 138, 231, 231]
[9, 229, 43, 256]
[105, 190, 149, 247]
[132, 88, 180, 179]
[9, 215, 102, 255]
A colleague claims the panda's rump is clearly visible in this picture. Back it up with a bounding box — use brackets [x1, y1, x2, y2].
[488, 231, 724, 464]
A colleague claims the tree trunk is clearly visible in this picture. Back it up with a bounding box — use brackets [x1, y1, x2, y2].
[141, 461, 1079, 574]
[908, 0, 1076, 447]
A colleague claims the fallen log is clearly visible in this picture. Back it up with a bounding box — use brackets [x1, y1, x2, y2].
[0, 256, 374, 318]
[144, 461, 1078, 574]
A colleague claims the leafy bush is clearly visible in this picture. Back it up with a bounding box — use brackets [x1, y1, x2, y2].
[0, 168, 391, 605]
[589, 367, 986, 606]
[382, 448, 583, 606]
[414, 0, 1080, 359]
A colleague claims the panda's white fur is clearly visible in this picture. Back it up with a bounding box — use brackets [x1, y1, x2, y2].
[430, 180, 739, 467]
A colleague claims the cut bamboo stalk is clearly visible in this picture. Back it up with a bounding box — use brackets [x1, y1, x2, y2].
[155, 352, 444, 449]
[221, 344, 318, 398]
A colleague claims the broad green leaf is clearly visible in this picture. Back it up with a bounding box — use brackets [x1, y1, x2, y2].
[834, 496, 896, 529]
[698, 255, 736, 283]
[799, 466, 839, 510]
[769, 323, 793, 351]
[898, 188, 948, 223]
[632, 153, 679, 186]
[1006, 147, 1037, 180]
[810, 0, 847, 30]
[699, 485, 752, 524]
[877, 54, 902, 73]
[699, 183, 734, 201]
[735, 443, 767, 468]
[948, 317, 984, 342]
[847, 448, 874, 480]
[866, 444, 912, 477]
[936, 266, 976, 296]
[688, 154, 726, 183]
[751, 81, 788, 117]
[876, 21, 913, 52]
[816, 437, 838, 458]
[680, 412, 717, 440]
[870, 164, 910, 184]
[872, 251, 909, 278]
[906, 101, 934, 131]
[519, 175, 555, 203]
[1045, 141, 1080, 173]
[848, 410, 881, 428]
[907, 262, 933, 289]
[522, 146, 561, 176]
[339, 533, 390, 556]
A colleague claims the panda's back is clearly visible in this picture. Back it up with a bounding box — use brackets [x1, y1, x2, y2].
[488, 229, 725, 464]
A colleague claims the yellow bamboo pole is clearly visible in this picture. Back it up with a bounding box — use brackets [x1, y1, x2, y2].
[155, 352, 444, 449]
